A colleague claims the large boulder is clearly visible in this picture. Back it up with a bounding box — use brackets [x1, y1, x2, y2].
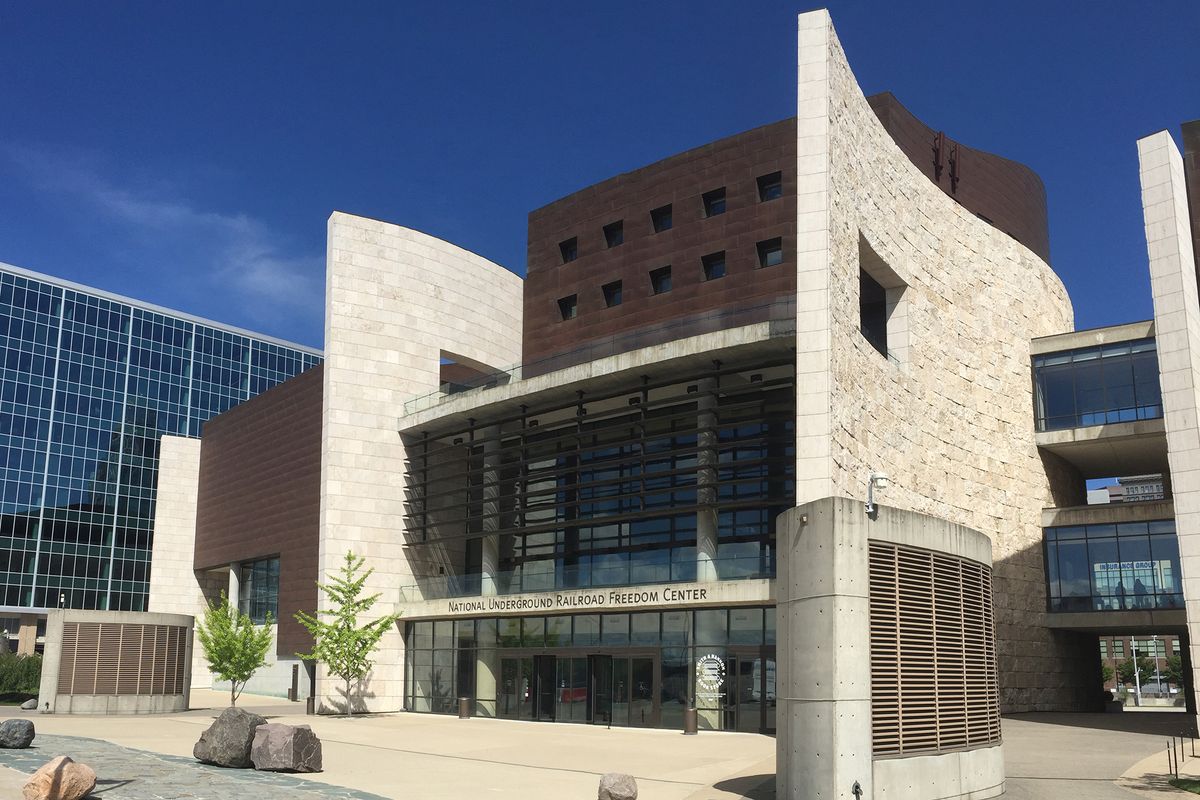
[598, 772, 638, 800]
[251, 722, 323, 773]
[22, 755, 96, 800]
[0, 719, 34, 748]
[193, 707, 267, 768]
[19, 699, 37, 711]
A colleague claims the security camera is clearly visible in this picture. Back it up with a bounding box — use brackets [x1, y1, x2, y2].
[871, 472, 890, 490]
[866, 471, 891, 515]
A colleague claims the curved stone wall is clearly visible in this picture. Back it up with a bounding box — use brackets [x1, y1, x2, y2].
[320, 212, 524, 712]
[867, 92, 1051, 263]
[793, 9, 1087, 714]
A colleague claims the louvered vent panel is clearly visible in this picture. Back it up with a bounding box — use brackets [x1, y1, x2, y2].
[55, 622, 189, 697]
[57, 623, 79, 694]
[73, 623, 102, 695]
[869, 541, 1001, 757]
[93, 624, 120, 695]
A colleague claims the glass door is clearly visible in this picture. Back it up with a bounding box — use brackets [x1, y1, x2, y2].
[590, 654, 613, 725]
[556, 656, 588, 723]
[534, 655, 556, 721]
[630, 656, 657, 727]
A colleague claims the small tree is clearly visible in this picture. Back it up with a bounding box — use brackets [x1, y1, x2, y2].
[295, 552, 400, 714]
[1117, 656, 1156, 687]
[195, 592, 274, 707]
[1100, 661, 1114, 685]
[1165, 655, 1184, 687]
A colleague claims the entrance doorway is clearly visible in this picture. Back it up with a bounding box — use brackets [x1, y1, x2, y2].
[497, 651, 659, 727]
[695, 646, 776, 733]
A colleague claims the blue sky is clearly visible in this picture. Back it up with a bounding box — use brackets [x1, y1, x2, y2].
[1, 2, 1196, 349]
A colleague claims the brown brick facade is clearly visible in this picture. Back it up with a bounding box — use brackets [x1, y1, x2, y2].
[523, 119, 798, 373]
[867, 92, 1051, 263]
[522, 99, 1052, 372]
[194, 365, 322, 657]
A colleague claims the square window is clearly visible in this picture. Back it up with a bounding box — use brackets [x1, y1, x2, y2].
[603, 220, 624, 248]
[702, 188, 726, 217]
[559, 237, 578, 263]
[651, 204, 673, 233]
[702, 251, 726, 280]
[650, 266, 672, 295]
[756, 238, 783, 268]
[757, 171, 783, 202]
[558, 295, 577, 320]
[602, 281, 623, 308]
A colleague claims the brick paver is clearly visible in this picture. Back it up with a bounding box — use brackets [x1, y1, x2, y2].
[0, 734, 388, 800]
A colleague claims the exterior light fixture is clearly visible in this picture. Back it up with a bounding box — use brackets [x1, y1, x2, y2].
[865, 471, 890, 515]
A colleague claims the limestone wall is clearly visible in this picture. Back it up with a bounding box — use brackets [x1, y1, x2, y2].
[795, 10, 1083, 711]
[1139, 130, 1200, 722]
[320, 212, 523, 712]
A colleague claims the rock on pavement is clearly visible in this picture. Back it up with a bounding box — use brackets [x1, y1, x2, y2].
[0, 719, 34, 748]
[22, 755, 96, 800]
[251, 722, 323, 773]
[193, 707, 267, 768]
[598, 772, 638, 800]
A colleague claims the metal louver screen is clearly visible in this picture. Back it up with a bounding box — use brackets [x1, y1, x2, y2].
[57, 622, 187, 696]
[869, 541, 1001, 757]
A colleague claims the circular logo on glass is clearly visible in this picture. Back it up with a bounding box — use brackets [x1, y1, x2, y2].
[695, 653, 726, 692]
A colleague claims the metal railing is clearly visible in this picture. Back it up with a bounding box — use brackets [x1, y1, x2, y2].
[402, 298, 797, 416]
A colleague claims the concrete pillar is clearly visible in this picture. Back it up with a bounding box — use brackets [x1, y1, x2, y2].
[476, 649, 499, 717]
[696, 377, 719, 582]
[480, 430, 501, 596]
[776, 497, 873, 800]
[227, 562, 241, 609]
[16, 614, 38, 656]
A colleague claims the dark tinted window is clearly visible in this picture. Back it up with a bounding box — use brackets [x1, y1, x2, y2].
[702, 252, 726, 281]
[650, 266, 671, 295]
[558, 295, 578, 320]
[756, 238, 783, 268]
[651, 205, 672, 233]
[702, 188, 726, 217]
[559, 237, 578, 263]
[757, 172, 783, 202]
[603, 221, 624, 248]
[602, 281, 622, 307]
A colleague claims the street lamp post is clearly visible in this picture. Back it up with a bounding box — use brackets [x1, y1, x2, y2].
[1153, 634, 1163, 696]
[1132, 637, 1142, 706]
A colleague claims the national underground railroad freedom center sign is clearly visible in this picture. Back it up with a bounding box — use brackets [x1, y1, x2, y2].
[401, 578, 773, 620]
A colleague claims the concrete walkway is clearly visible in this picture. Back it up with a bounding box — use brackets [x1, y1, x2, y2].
[0, 690, 774, 799]
[1003, 711, 1193, 799]
[2, 695, 1195, 799]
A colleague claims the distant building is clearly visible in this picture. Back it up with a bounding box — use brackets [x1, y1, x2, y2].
[0, 262, 320, 653]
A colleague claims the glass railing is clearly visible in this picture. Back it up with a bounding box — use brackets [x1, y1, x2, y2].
[1044, 519, 1182, 612]
[402, 298, 797, 416]
[1033, 338, 1162, 432]
[399, 556, 774, 603]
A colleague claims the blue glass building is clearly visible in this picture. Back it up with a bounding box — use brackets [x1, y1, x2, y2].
[0, 263, 321, 612]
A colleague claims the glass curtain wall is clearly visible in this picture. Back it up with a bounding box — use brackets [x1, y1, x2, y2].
[1044, 520, 1181, 611]
[406, 607, 776, 733]
[1033, 339, 1161, 431]
[403, 359, 795, 597]
[0, 270, 320, 611]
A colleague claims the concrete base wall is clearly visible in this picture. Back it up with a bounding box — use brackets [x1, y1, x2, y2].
[49, 693, 188, 715]
[38, 609, 193, 715]
[777, 495, 1004, 800]
[873, 745, 1005, 800]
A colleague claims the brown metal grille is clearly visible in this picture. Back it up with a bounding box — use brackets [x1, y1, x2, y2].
[57, 622, 187, 697]
[869, 541, 1000, 757]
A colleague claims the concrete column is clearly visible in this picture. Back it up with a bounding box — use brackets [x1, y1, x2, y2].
[776, 497, 873, 800]
[480, 430, 501, 596]
[16, 614, 38, 656]
[227, 562, 241, 609]
[476, 649, 499, 717]
[696, 377, 719, 583]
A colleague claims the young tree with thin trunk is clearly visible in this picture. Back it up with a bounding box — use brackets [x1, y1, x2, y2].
[295, 552, 400, 714]
[195, 592, 274, 707]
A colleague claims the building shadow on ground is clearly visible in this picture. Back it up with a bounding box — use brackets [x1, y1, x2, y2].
[1005, 711, 1195, 737]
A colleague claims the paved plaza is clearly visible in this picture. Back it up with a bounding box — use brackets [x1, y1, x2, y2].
[0, 692, 1195, 799]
